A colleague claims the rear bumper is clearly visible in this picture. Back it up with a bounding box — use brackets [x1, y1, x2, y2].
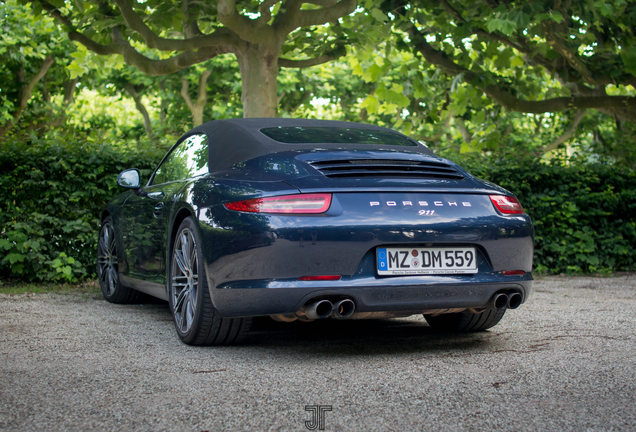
[211, 274, 533, 317]
[198, 191, 534, 317]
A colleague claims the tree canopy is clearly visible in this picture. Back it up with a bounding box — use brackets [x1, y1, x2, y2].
[392, 0, 636, 118]
[25, 0, 356, 116]
[342, 0, 635, 161]
[0, 0, 80, 136]
[1, 0, 635, 166]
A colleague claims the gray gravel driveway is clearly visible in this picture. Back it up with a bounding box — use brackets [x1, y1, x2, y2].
[1, 275, 635, 431]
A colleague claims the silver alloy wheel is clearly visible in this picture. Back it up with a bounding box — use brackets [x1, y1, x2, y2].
[97, 222, 118, 296]
[171, 228, 199, 333]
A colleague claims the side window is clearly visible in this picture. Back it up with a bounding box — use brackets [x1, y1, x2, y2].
[152, 134, 209, 185]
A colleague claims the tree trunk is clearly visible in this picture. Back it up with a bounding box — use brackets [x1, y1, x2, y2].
[46, 77, 81, 130]
[543, 110, 587, 153]
[455, 117, 473, 144]
[124, 83, 153, 137]
[158, 79, 168, 123]
[63, 78, 80, 106]
[0, 56, 55, 138]
[237, 43, 280, 118]
[180, 71, 211, 127]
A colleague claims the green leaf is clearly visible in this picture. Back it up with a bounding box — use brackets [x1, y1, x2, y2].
[460, 142, 478, 153]
[511, 56, 524, 68]
[11, 263, 25, 274]
[72, 0, 85, 14]
[5, 253, 25, 264]
[593, 1, 613, 17]
[620, 46, 636, 75]
[486, 17, 516, 36]
[370, 9, 388, 23]
[550, 12, 565, 23]
[360, 95, 379, 114]
[361, 64, 383, 83]
[67, 61, 86, 79]
[535, 12, 564, 23]
[376, 83, 410, 108]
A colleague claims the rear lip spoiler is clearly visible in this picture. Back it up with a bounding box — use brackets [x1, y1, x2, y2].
[283, 180, 508, 195]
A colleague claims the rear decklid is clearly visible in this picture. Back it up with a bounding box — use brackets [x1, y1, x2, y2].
[286, 150, 509, 195]
[212, 149, 510, 196]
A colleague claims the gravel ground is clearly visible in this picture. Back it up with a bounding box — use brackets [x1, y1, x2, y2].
[1, 275, 635, 431]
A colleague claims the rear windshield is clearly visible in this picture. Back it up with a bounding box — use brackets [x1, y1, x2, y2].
[260, 127, 418, 146]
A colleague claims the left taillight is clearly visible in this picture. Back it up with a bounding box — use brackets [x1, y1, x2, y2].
[224, 193, 332, 214]
[489, 195, 524, 215]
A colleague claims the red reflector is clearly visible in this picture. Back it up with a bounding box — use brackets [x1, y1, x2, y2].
[224, 193, 332, 214]
[297, 275, 341, 281]
[489, 195, 524, 214]
[501, 270, 526, 276]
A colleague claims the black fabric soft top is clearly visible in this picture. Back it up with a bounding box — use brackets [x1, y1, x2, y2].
[178, 118, 435, 172]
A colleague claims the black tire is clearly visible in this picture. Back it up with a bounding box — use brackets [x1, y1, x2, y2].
[424, 309, 506, 332]
[96, 217, 139, 304]
[169, 217, 252, 346]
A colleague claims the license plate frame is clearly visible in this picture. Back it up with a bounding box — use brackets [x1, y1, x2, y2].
[376, 247, 478, 275]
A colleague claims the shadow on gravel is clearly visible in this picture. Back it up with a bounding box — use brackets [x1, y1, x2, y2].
[238, 316, 500, 357]
[128, 292, 169, 305]
[118, 300, 502, 357]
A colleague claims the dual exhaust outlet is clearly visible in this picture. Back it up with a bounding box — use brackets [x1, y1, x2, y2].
[491, 292, 522, 310]
[302, 292, 521, 320]
[303, 299, 355, 320]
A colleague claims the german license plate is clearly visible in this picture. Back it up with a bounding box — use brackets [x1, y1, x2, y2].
[376, 247, 478, 275]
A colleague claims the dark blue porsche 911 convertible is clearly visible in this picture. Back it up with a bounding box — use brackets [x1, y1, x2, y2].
[97, 118, 533, 345]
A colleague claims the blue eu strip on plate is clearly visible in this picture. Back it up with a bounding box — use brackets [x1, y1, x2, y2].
[377, 248, 388, 271]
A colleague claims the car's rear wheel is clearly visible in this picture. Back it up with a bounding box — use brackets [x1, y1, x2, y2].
[169, 217, 251, 346]
[424, 309, 506, 332]
[97, 217, 138, 303]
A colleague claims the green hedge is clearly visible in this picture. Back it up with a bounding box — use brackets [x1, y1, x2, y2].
[467, 159, 636, 274]
[0, 135, 163, 282]
[0, 137, 634, 282]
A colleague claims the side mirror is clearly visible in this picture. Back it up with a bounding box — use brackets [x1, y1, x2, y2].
[117, 168, 141, 189]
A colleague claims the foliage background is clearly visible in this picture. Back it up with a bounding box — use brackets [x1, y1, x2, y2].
[466, 157, 636, 274]
[1, 0, 635, 282]
[0, 134, 163, 282]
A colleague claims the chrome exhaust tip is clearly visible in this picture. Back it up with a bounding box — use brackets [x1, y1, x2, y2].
[492, 293, 509, 310]
[303, 299, 333, 319]
[507, 292, 523, 309]
[331, 299, 355, 319]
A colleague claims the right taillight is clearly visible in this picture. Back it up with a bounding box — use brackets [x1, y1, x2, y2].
[489, 195, 524, 214]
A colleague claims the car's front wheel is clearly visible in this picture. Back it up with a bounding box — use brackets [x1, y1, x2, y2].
[97, 217, 138, 304]
[424, 309, 505, 332]
[169, 217, 251, 346]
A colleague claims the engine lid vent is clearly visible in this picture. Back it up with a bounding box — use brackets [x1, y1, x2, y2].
[308, 159, 464, 180]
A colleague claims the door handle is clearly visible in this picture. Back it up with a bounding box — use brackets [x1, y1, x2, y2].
[147, 191, 165, 200]
[153, 202, 164, 218]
